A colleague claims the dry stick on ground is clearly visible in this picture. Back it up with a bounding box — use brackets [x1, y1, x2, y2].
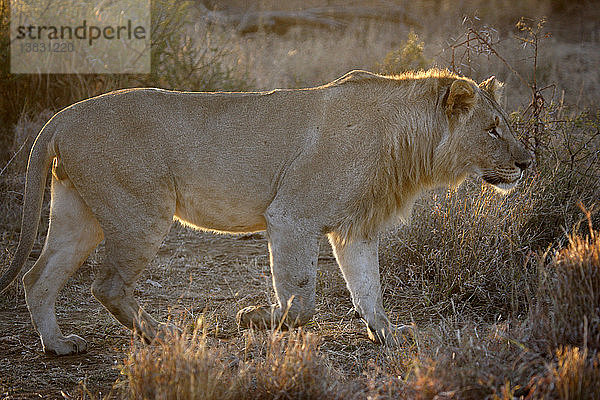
[196, 4, 420, 35]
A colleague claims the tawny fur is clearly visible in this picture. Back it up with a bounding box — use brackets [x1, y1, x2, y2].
[1, 69, 531, 354]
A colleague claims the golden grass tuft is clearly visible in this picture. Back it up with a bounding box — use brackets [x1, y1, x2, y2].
[533, 226, 600, 350]
[121, 322, 238, 399]
[526, 346, 600, 399]
[120, 322, 354, 400]
[553, 346, 600, 400]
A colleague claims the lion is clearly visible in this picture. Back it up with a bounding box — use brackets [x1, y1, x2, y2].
[0, 69, 531, 355]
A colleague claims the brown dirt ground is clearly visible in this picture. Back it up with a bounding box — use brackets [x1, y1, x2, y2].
[1, 224, 390, 399]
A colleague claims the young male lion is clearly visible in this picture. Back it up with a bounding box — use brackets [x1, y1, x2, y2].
[0, 69, 531, 355]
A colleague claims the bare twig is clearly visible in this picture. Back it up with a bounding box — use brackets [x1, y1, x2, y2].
[446, 17, 552, 163]
[0, 136, 29, 176]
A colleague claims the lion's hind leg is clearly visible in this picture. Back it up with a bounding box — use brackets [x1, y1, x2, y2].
[23, 176, 103, 355]
[90, 206, 174, 342]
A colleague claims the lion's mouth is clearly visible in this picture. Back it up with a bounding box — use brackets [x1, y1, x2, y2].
[482, 171, 522, 192]
[482, 175, 505, 186]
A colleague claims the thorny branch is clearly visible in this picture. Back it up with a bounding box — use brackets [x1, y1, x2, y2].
[446, 17, 553, 161]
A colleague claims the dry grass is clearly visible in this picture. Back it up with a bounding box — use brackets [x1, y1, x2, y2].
[113, 226, 600, 399]
[122, 323, 239, 399]
[526, 347, 600, 400]
[532, 226, 600, 350]
[2, 0, 600, 398]
[551, 347, 600, 400]
[380, 181, 539, 324]
[120, 324, 354, 400]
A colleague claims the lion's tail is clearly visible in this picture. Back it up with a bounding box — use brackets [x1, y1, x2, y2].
[0, 119, 56, 292]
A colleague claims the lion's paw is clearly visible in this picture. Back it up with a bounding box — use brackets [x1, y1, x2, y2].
[367, 323, 416, 347]
[138, 321, 182, 343]
[154, 322, 182, 339]
[236, 305, 274, 329]
[43, 334, 87, 356]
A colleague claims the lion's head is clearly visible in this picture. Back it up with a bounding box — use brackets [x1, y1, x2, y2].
[443, 76, 532, 191]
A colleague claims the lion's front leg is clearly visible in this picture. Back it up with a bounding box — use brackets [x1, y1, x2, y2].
[237, 214, 319, 330]
[329, 234, 399, 345]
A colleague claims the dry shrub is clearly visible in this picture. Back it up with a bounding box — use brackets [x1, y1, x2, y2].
[376, 214, 600, 399]
[121, 323, 238, 400]
[533, 111, 600, 235]
[378, 31, 432, 75]
[361, 321, 543, 400]
[247, 330, 353, 399]
[120, 324, 352, 400]
[409, 322, 540, 400]
[142, 1, 250, 92]
[363, 354, 446, 400]
[380, 179, 540, 323]
[527, 347, 600, 399]
[533, 227, 600, 350]
[552, 347, 600, 400]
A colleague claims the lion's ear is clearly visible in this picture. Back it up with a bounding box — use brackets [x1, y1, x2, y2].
[479, 76, 504, 102]
[445, 79, 476, 119]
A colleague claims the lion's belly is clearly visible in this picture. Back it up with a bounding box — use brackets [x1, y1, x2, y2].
[173, 185, 268, 233]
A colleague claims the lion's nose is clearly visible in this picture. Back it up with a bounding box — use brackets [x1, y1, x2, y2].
[515, 159, 531, 171]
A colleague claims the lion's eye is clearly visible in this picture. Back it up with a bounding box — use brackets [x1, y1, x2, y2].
[487, 127, 500, 139]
